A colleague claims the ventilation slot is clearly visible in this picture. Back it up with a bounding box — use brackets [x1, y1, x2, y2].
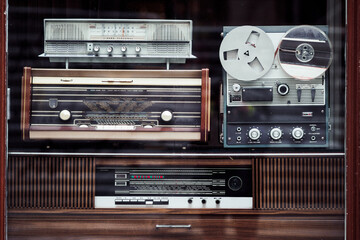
[253, 157, 345, 210]
[8, 156, 95, 209]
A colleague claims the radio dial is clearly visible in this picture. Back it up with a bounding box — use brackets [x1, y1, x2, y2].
[161, 110, 173, 122]
[292, 127, 304, 140]
[228, 176, 243, 191]
[248, 128, 261, 141]
[59, 110, 71, 121]
[270, 128, 282, 140]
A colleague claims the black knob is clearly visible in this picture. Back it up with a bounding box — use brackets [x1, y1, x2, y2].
[228, 176, 243, 191]
[201, 199, 206, 204]
[215, 199, 221, 205]
[188, 199, 193, 204]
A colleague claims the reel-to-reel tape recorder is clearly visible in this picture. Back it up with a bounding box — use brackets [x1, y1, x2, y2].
[220, 25, 333, 148]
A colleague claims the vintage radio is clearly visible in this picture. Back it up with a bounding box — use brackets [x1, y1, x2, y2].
[95, 166, 252, 209]
[21, 67, 210, 141]
[39, 19, 195, 65]
[220, 25, 332, 148]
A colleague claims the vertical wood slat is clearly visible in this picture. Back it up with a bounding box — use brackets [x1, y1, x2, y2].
[254, 157, 345, 210]
[7, 156, 95, 209]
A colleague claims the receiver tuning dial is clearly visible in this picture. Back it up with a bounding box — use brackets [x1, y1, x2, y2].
[292, 127, 304, 140]
[228, 176, 243, 191]
[248, 128, 261, 141]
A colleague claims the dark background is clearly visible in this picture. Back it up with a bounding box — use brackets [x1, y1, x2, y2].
[7, 0, 346, 154]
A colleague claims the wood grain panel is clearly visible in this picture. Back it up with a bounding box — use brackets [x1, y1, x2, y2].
[346, 0, 360, 239]
[7, 156, 95, 209]
[253, 157, 344, 210]
[0, 0, 6, 238]
[7, 214, 344, 240]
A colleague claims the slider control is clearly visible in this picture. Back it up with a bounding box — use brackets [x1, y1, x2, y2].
[297, 88, 302, 102]
[311, 87, 316, 102]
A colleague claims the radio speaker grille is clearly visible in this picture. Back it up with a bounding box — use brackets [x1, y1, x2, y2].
[253, 157, 345, 210]
[8, 156, 95, 209]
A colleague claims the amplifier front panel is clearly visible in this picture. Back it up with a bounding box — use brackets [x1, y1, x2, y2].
[95, 167, 252, 209]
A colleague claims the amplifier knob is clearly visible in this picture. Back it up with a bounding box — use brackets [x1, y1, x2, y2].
[228, 176, 243, 191]
[59, 110, 71, 121]
[93, 45, 100, 53]
[135, 46, 141, 53]
[248, 128, 261, 141]
[201, 199, 207, 204]
[188, 199, 193, 204]
[161, 110, 173, 122]
[215, 199, 221, 205]
[270, 128, 282, 140]
[121, 46, 127, 53]
[107, 46, 113, 53]
[292, 127, 304, 140]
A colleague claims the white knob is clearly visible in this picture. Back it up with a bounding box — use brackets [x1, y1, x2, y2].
[270, 128, 282, 140]
[93, 45, 100, 52]
[292, 127, 304, 140]
[161, 110, 173, 122]
[59, 110, 71, 121]
[135, 46, 141, 53]
[107, 46, 113, 53]
[121, 46, 127, 53]
[232, 84, 241, 92]
[249, 128, 261, 141]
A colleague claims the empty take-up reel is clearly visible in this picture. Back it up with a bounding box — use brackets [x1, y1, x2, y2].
[220, 25, 333, 148]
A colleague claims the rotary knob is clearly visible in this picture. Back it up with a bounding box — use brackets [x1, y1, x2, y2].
[292, 127, 304, 140]
[228, 176, 243, 191]
[160, 110, 173, 122]
[270, 128, 282, 140]
[135, 46, 141, 53]
[232, 83, 241, 92]
[121, 46, 127, 53]
[248, 128, 261, 141]
[93, 45, 100, 53]
[59, 110, 71, 121]
[107, 46, 113, 53]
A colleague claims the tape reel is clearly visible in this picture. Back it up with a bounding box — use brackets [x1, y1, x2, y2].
[278, 25, 333, 80]
[219, 26, 275, 81]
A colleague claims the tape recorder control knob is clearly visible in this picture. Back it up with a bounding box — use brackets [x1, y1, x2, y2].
[277, 83, 290, 96]
[292, 127, 304, 140]
[161, 110, 173, 122]
[270, 128, 282, 140]
[248, 128, 261, 141]
[59, 110, 71, 121]
[232, 84, 241, 92]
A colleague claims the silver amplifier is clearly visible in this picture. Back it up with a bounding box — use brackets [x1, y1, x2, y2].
[40, 19, 195, 65]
